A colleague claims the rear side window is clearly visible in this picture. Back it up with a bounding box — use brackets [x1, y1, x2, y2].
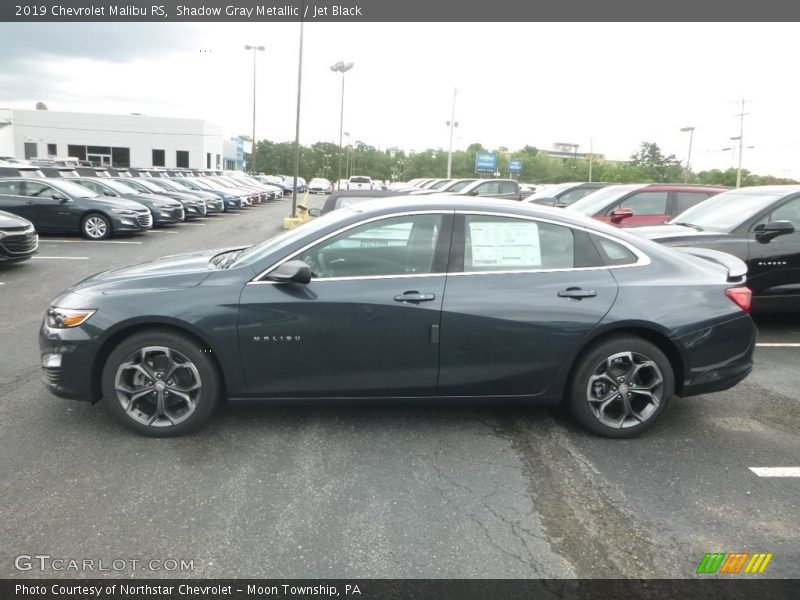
[674, 191, 711, 214]
[499, 181, 518, 194]
[0, 181, 21, 195]
[589, 234, 638, 266]
[463, 215, 574, 271]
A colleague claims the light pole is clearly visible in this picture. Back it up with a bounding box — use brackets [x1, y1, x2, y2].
[244, 44, 265, 175]
[446, 88, 458, 178]
[343, 132, 351, 180]
[734, 99, 748, 188]
[680, 126, 695, 183]
[330, 60, 354, 189]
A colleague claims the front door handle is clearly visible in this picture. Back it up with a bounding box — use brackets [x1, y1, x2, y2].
[394, 291, 436, 303]
[558, 287, 596, 299]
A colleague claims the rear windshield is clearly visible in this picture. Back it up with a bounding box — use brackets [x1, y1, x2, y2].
[349, 177, 371, 184]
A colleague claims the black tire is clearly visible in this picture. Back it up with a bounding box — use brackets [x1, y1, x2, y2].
[566, 335, 674, 438]
[101, 330, 221, 437]
[81, 212, 112, 240]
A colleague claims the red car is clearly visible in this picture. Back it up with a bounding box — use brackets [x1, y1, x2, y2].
[567, 183, 728, 227]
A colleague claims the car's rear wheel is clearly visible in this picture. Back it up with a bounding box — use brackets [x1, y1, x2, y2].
[81, 213, 111, 240]
[567, 335, 674, 438]
[101, 330, 221, 437]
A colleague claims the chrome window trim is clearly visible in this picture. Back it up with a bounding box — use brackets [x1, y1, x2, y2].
[247, 208, 651, 285]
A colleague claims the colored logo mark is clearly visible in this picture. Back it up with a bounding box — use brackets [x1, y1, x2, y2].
[696, 552, 773, 574]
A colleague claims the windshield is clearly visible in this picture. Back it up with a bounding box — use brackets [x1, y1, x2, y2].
[131, 179, 167, 193]
[233, 209, 351, 268]
[567, 184, 644, 215]
[51, 179, 100, 198]
[669, 189, 788, 232]
[103, 179, 140, 195]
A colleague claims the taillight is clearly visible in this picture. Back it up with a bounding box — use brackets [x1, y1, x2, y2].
[725, 286, 752, 314]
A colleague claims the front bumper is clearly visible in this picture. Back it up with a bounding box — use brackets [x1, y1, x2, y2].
[111, 211, 152, 232]
[39, 320, 100, 401]
[152, 206, 185, 225]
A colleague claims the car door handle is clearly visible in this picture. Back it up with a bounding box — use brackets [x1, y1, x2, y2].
[394, 291, 436, 303]
[558, 287, 596, 299]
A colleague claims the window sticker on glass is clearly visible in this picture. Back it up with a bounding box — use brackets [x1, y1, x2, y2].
[468, 219, 541, 268]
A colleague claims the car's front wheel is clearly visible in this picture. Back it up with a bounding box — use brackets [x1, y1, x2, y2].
[81, 213, 112, 240]
[567, 335, 674, 438]
[101, 330, 221, 436]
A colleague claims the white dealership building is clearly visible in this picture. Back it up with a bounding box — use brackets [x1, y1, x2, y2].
[0, 108, 248, 170]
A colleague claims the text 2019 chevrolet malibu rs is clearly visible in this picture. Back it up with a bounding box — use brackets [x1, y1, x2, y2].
[39, 198, 756, 438]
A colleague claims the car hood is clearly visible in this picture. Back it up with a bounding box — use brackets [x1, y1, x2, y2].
[67, 247, 249, 294]
[120, 192, 181, 207]
[632, 224, 726, 244]
[0, 209, 32, 228]
[89, 196, 150, 211]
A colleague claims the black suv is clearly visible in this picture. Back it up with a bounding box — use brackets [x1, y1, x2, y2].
[0, 178, 152, 240]
[0, 209, 38, 262]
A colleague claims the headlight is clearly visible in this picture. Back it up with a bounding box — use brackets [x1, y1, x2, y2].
[111, 208, 136, 215]
[152, 202, 173, 208]
[0, 231, 7, 239]
[46, 307, 96, 329]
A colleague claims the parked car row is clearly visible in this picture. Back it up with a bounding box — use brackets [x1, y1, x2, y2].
[306, 179, 799, 312]
[0, 166, 289, 251]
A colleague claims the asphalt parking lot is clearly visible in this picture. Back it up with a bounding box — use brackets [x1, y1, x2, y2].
[0, 197, 798, 579]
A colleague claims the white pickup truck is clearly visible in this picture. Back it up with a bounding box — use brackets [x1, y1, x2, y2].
[347, 175, 373, 190]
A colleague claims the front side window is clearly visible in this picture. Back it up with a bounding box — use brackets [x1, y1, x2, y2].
[613, 191, 668, 216]
[474, 181, 500, 196]
[464, 215, 575, 271]
[298, 214, 444, 279]
[23, 181, 59, 198]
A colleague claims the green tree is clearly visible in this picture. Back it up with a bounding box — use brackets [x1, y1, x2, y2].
[629, 142, 683, 182]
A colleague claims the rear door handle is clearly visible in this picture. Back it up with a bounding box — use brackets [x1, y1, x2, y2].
[394, 291, 436, 303]
[558, 287, 596, 299]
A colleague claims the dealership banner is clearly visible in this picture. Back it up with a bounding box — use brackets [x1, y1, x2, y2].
[3, 579, 799, 600]
[3, 0, 800, 21]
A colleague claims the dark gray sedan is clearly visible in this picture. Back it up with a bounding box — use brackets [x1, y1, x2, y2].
[39, 198, 756, 438]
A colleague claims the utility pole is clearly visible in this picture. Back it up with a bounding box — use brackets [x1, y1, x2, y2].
[735, 99, 748, 188]
[446, 88, 458, 178]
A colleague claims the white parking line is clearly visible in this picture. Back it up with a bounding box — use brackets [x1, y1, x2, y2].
[32, 256, 90, 260]
[147, 230, 179, 234]
[39, 240, 143, 244]
[749, 467, 800, 477]
[756, 343, 800, 347]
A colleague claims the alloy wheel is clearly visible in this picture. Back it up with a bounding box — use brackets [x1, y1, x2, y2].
[114, 346, 202, 427]
[84, 216, 108, 239]
[586, 351, 664, 429]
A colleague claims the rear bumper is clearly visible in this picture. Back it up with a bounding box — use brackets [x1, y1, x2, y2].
[679, 313, 756, 397]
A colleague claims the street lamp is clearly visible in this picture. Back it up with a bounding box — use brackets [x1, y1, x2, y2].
[244, 45, 265, 175]
[330, 60, 354, 188]
[446, 88, 458, 178]
[680, 126, 695, 183]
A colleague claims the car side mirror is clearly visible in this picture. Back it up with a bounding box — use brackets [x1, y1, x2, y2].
[308, 207, 321, 217]
[610, 207, 634, 223]
[268, 260, 312, 284]
[104, 191, 117, 197]
[755, 220, 795, 243]
[52, 194, 70, 203]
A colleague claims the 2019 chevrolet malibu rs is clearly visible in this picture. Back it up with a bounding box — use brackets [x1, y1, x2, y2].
[39, 198, 756, 438]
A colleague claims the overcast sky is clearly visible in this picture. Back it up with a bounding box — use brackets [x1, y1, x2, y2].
[1, 22, 799, 177]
